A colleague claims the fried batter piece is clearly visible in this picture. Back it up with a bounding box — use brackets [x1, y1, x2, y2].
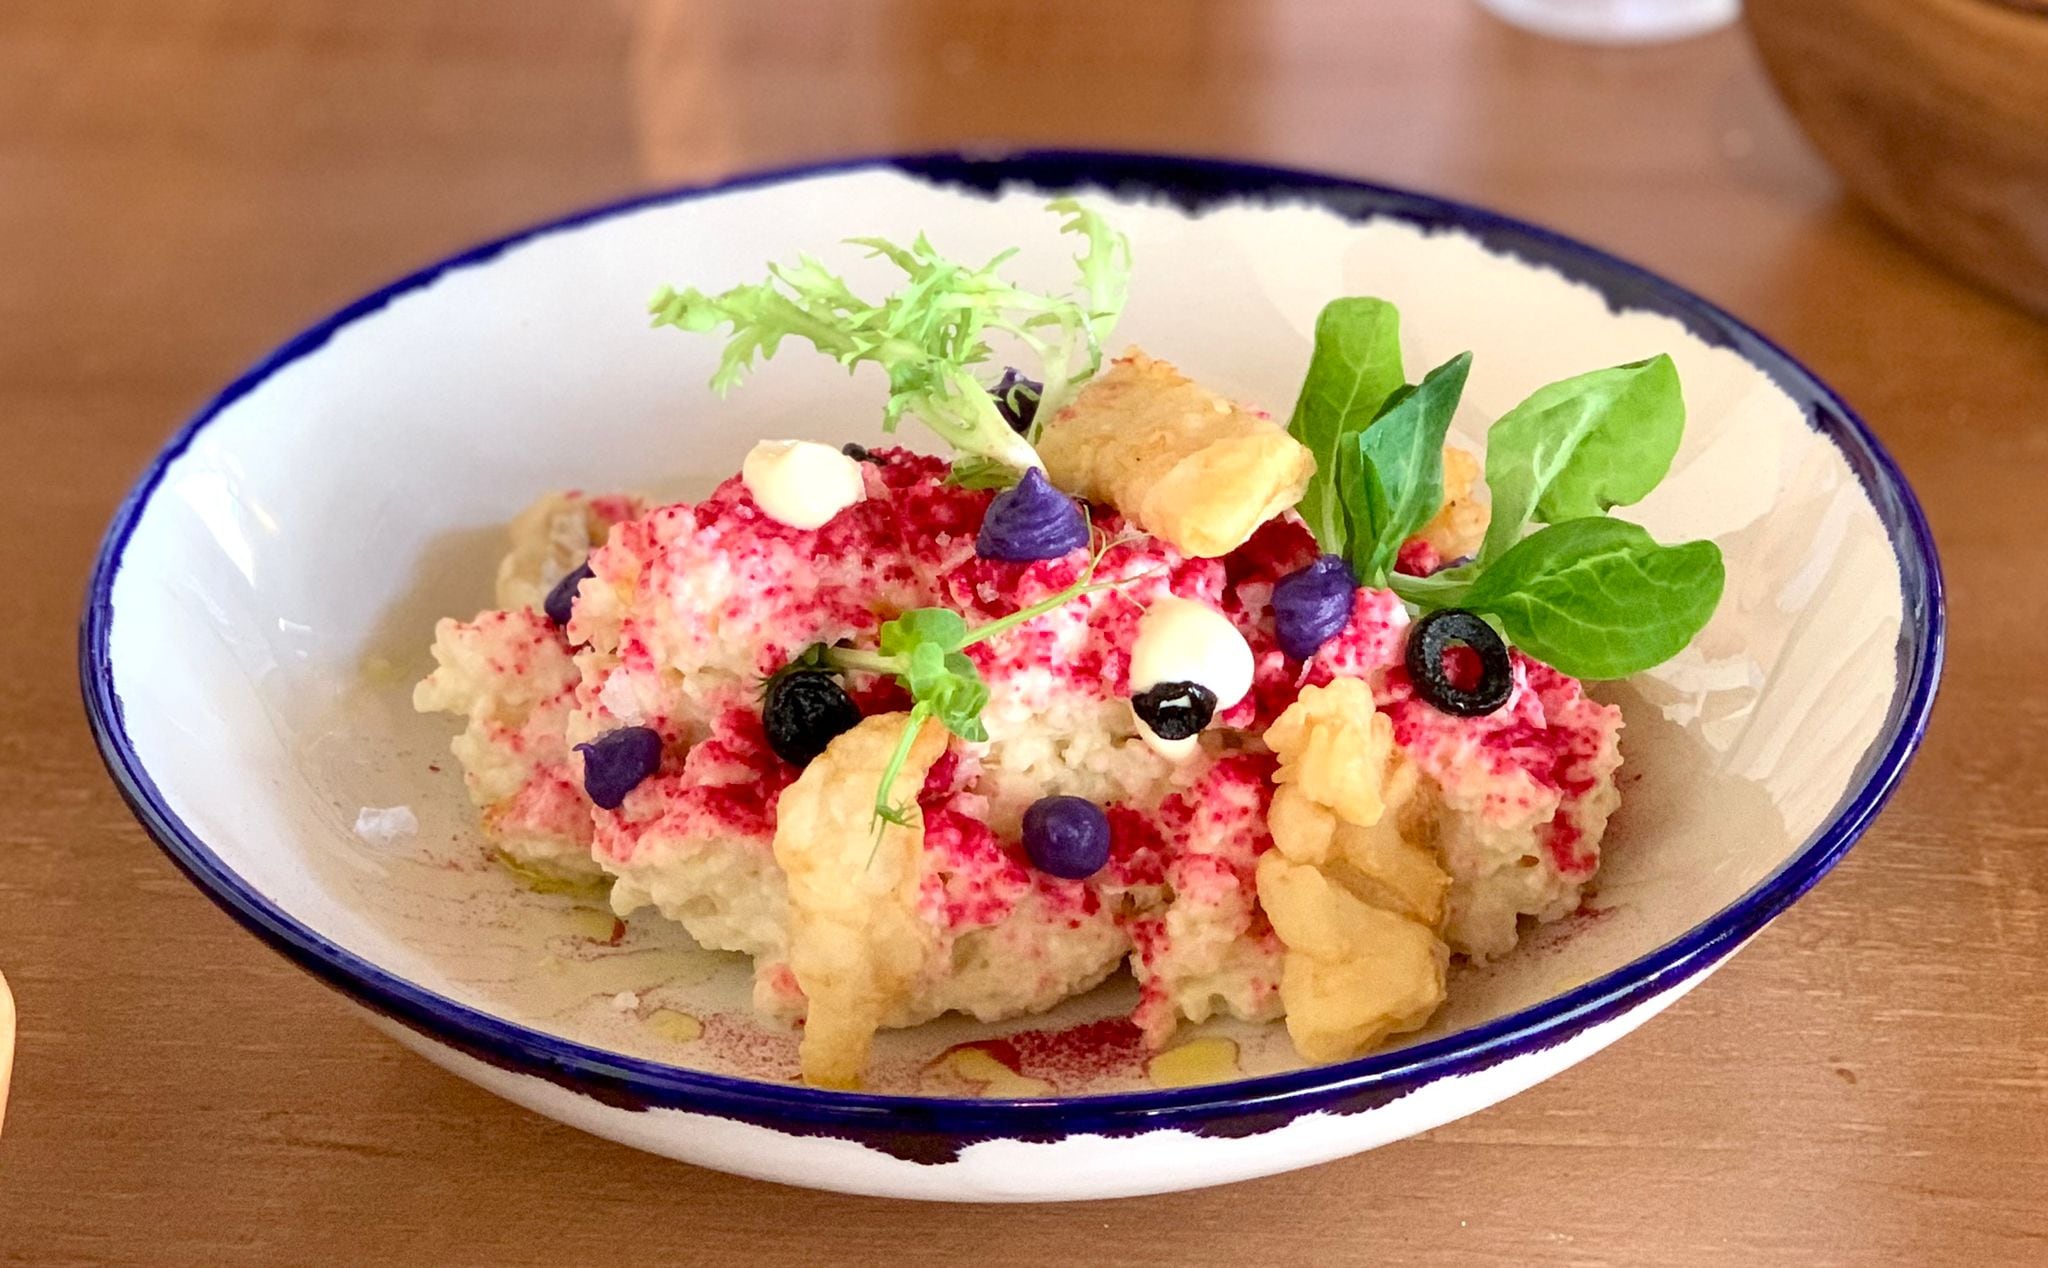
[1413, 446, 1487, 562]
[493, 490, 644, 612]
[1037, 350, 1315, 558]
[772, 712, 947, 1088]
[1256, 678, 1450, 1063]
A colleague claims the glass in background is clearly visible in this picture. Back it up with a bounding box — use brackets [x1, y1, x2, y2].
[1478, 0, 1739, 43]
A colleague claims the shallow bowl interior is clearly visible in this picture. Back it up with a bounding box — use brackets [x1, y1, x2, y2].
[86, 155, 1940, 1115]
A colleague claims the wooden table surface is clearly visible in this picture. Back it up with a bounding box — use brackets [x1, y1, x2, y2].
[4, 2, 2044, 1263]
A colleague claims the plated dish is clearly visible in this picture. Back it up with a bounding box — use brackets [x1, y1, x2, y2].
[83, 153, 1941, 1200]
[414, 202, 1721, 1088]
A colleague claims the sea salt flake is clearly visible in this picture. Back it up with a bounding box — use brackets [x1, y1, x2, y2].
[353, 804, 419, 845]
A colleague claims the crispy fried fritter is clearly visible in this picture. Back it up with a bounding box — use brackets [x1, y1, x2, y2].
[1037, 351, 1315, 558]
[772, 712, 946, 1088]
[1257, 678, 1450, 1062]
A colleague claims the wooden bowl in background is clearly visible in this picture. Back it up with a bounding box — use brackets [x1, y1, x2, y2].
[1746, 0, 2048, 319]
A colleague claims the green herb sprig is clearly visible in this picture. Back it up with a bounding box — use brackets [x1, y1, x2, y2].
[1285, 298, 1723, 680]
[649, 200, 1130, 479]
[804, 533, 1141, 833]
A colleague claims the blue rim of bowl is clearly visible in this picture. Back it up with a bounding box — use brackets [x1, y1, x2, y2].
[80, 149, 1944, 1148]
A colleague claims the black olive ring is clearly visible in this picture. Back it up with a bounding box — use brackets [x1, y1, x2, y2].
[1131, 679, 1218, 741]
[1405, 608, 1514, 717]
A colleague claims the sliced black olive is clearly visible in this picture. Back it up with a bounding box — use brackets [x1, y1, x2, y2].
[763, 669, 862, 767]
[841, 443, 885, 464]
[1131, 679, 1218, 740]
[1405, 608, 1513, 717]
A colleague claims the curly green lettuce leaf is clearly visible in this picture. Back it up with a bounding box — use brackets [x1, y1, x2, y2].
[650, 203, 1129, 474]
[943, 455, 1024, 491]
[1047, 197, 1132, 360]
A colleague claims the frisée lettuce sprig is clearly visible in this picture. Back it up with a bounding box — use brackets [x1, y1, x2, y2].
[649, 200, 1131, 478]
[1286, 297, 1723, 681]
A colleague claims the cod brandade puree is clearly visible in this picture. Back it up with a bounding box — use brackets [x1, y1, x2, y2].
[416, 202, 1720, 1086]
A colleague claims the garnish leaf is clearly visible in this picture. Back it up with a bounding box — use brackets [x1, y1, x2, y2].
[944, 455, 1024, 490]
[879, 609, 969, 659]
[830, 531, 1144, 832]
[1480, 354, 1685, 563]
[1284, 300, 1717, 682]
[1048, 198, 1132, 357]
[872, 700, 936, 831]
[1286, 298, 1407, 554]
[650, 204, 1130, 475]
[1334, 434, 1389, 561]
[1462, 517, 1724, 680]
[1349, 351, 1473, 583]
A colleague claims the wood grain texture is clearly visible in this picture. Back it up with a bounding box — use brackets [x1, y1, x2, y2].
[0, 970, 12, 1138]
[1746, 0, 2048, 319]
[3, 1, 2046, 1263]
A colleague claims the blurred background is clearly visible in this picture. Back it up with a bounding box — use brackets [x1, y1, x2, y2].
[7, 1, 2048, 1263]
[6, 0, 2042, 444]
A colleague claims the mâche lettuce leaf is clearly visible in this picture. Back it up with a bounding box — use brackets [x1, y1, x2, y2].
[1462, 516, 1724, 680]
[1285, 298, 1406, 554]
[1479, 354, 1685, 563]
[1286, 298, 1720, 680]
[1348, 351, 1472, 584]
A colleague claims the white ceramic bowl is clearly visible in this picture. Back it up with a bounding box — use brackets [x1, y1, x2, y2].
[84, 152, 1942, 1202]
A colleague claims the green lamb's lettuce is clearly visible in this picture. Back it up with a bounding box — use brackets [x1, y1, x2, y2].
[1286, 298, 1722, 681]
[1477, 354, 1685, 563]
[1346, 351, 1472, 585]
[649, 200, 1130, 477]
[1286, 298, 1407, 553]
[1461, 517, 1724, 680]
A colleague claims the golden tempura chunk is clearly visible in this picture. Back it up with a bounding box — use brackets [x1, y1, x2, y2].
[1256, 862, 1447, 1062]
[772, 712, 947, 1088]
[1265, 677, 1409, 828]
[1413, 446, 1487, 562]
[1037, 350, 1315, 558]
[1257, 678, 1450, 1063]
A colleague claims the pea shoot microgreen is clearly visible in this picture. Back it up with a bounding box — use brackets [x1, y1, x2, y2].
[788, 531, 1143, 837]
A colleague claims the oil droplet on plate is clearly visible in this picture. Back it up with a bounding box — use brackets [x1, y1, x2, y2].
[1147, 1036, 1240, 1088]
[559, 908, 624, 943]
[925, 1046, 1053, 1098]
[647, 1008, 702, 1044]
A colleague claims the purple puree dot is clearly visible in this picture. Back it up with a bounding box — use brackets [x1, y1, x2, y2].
[992, 368, 1043, 434]
[1272, 554, 1358, 660]
[575, 726, 663, 810]
[543, 560, 593, 629]
[1022, 795, 1112, 880]
[975, 467, 1089, 562]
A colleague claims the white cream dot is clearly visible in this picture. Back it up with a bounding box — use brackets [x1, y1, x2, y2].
[741, 439, 864, 530]
[1130, 596, 1254, 709]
